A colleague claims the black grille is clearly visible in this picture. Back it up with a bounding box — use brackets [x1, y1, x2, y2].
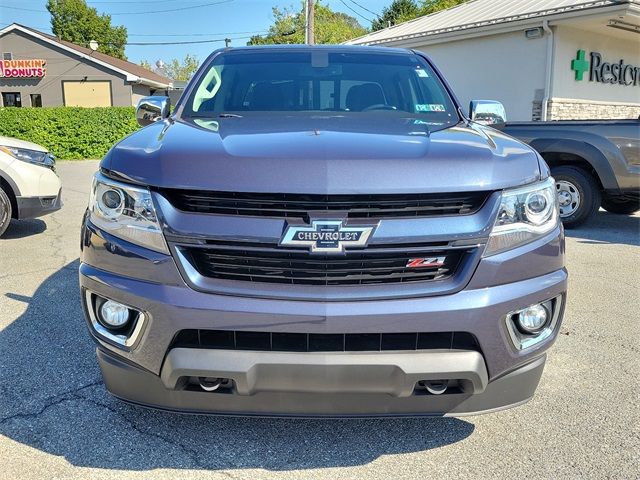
[170, 329, 480, 353]
[182, 243, 469, 285]
[160, 189, 490, 219]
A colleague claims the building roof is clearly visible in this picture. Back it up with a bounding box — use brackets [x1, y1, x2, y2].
[347, 0, 638, 45]
[0, 23, 172, 88]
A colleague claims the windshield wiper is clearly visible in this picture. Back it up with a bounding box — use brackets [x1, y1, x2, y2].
[218, 113, 243, 118]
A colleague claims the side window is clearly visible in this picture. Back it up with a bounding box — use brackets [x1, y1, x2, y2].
[241, 80, 298, 111]
[2, 92, 22, 107]
[30, 94, 42, 107]
[341, 80, 387, 112]
[318, 80, 335, 110]
[339, 80, 366, 110]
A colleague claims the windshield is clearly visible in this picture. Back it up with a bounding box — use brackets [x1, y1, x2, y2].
[182, 49, 459, 128]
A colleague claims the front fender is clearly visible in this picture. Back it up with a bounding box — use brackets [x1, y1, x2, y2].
[527, 136, 624, 191]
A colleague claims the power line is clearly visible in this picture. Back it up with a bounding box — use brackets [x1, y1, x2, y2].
[347, 0, 381, 19]
[107, 0, 233, 15]
[0, 23, 265, 38]
[337, 0, 374, 24]
[0, 0, 234, 16]
[87, 0, 217, 3]
[128, 30, 266, 37]
[0, 5, 43, 13]
[122, 35, 254, 45]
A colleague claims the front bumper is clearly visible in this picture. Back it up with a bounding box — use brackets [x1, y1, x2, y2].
[17, 189, 62, 219]
[97, 346, 547, 417]
[80, 220, 566, 416]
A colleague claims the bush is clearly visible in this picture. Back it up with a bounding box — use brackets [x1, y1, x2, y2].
[0, 107, 140, 160]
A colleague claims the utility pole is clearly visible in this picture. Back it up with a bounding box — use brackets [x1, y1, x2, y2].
[305, 0, 315, 45]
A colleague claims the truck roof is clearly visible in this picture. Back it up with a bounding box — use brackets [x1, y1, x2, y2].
[218, 44, 414, 55]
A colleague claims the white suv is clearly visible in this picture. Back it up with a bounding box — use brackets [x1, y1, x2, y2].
[0, 136, 62, 237]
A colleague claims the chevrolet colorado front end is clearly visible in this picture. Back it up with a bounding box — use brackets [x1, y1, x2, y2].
[80, 46, 566, 416]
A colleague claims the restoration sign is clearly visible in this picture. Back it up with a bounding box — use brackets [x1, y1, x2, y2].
[0, 59, 46, 78]
[571, 50, 640, 87]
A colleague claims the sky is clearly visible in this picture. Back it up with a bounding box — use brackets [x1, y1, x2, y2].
[0, 0, 392, 65]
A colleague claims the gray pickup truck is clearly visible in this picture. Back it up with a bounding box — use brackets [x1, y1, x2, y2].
[502, 120, 640, 227]
[80, 45, 566, 417]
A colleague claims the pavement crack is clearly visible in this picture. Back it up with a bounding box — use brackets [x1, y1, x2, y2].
[1, 379, 211, 470]
[72, 395, 211, 470]
[0, 379, 102, 425]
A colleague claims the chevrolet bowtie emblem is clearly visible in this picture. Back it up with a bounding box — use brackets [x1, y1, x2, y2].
[280, 219, 378, 254]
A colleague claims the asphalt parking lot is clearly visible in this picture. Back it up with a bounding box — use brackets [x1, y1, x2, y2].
[0, 160, 638, 480]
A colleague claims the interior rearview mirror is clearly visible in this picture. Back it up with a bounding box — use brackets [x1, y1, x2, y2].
[469, 100, 507, 127]
[136, 96, 170, 127]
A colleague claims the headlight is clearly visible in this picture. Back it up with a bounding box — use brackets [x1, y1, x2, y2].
[0, 145, 55, 169]
[484, 177, 558, 256]
[89, 173, 169, 254]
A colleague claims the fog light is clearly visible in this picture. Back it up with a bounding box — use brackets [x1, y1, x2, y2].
[100, 300, 130, 328]
[517, 304, 548, 333]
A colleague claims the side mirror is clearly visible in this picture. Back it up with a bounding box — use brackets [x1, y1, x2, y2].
[469, 100, 507, 127]
[136, 96, 170, 127]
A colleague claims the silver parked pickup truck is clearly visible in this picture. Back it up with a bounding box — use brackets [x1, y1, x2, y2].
[502, 120, 640, 227]
[80, 46, 566, 417]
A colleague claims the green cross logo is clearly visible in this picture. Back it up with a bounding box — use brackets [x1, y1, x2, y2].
[571, 50, 590, 81]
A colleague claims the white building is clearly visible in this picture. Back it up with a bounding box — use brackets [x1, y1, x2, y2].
[348, 0, 640, 121]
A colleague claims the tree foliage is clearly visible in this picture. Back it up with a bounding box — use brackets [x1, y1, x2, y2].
[371, 0, 469, 31]
[248, 2, 366, 45]
[371, 0, 421, 31]
[421, 0, 468, 15]
[46, 0, 128, 60]
[140, 55, 199, 81]
[165, 54, 200, 81]
[140, 60, 153, 71]
[0, 107, 138, 160]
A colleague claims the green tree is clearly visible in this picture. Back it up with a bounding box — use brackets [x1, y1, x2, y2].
[47, 0, 128, 60]
[140, 60, 153, 71]
[371, 0, 420, 31]
[371, 0, 469, 31]
[140, 55, 199, 81]
[248, 2, 366, 45]
[420, 0, 468, 15]
[165, 54, 200, 81]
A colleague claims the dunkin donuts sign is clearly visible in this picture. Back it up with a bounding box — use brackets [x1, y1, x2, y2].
[0, 59, 46, 78]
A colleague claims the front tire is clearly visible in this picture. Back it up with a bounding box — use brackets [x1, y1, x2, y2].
[0, 186, 12, 237]
[601, 196, 640, 215]
[552, 166, 601, 228]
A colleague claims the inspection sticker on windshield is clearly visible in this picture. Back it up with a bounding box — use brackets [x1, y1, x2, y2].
[416, 104, 445, 112]
[415, 68, 429, 78]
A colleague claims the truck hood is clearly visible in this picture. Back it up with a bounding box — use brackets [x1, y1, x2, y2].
[103, 114, 541, 194]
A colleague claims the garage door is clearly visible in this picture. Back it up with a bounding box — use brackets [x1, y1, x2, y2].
[63, 81, 112, 107]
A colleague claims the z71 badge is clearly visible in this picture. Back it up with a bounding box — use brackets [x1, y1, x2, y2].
[280, 219, 377, 254]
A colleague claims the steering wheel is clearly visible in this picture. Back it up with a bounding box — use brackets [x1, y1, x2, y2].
[362, 104, 397, 112]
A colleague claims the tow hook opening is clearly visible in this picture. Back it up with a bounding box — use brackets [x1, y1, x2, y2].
[422, 380, 448, 395]
[198, 377, 222, 391]
[415, 379, 471, 395]
[180, 376, 235, 393]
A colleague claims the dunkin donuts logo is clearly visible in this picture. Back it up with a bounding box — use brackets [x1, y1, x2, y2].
[0, 59, 46, 78]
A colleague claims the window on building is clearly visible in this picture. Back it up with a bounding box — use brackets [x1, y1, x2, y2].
[2, 53, 12, 60]
[30, 94, 42, 107]
[2, 92, 22, 107]
[62, 81, 112, 107]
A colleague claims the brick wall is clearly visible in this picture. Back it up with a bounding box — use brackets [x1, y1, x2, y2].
[532, 99, 640, 121]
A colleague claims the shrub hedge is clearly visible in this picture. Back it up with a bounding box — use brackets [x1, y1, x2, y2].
[0, 107, 140, 160]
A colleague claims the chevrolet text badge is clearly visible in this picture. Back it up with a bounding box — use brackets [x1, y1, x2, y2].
[280, 219, 377, 254]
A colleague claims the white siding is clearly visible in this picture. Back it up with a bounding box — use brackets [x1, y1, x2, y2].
[414, 30, 548, 121]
